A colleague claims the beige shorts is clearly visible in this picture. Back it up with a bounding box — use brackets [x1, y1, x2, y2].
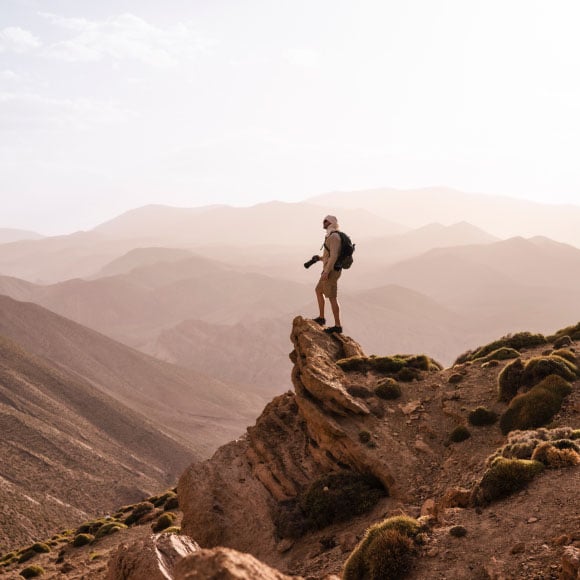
[316, 269, 341, 299]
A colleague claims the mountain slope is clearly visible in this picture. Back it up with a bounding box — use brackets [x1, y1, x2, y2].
[0, 295, 264, 456]
[0, 333, 194, 551]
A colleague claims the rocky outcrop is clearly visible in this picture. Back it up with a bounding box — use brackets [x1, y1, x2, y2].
[178, 317, 425, 569]
[107, 533, 199, 580]
[174, 547, 304, 579]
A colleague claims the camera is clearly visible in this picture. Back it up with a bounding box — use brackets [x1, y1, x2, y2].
[304, 255, 321, 269]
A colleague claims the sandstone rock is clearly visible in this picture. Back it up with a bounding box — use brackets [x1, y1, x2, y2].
[510, 542, 525, 555]
[561, 546, 580, 580]
[107, 533, 199, 580]
[401, 400, 422, 415]
[276, 539, 294, 554]
[174, 547, 301, 579]
[414, 438, 435, 456]
[420, 498, 436, 516]
[442, 487, 471, 509]
[338, 532, 358, 553]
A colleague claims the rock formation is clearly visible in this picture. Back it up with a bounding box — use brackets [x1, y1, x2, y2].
[177, 317, 441, 571]
[107, 533, 200, 580]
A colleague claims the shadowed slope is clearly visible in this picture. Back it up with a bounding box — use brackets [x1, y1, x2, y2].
[0, 295, 264, 456]
[0, 334, 194, 551]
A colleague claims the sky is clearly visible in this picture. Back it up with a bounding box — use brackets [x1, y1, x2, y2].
[1, 0, 580, 235]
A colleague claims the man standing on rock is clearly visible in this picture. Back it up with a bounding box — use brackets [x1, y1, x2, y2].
[313, 215, 343, 334]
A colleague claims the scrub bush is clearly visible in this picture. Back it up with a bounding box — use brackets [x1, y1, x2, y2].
[468, 407, 498, 426]
[343, 516, 421, 580]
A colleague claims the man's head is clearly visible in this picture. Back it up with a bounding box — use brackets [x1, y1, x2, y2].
[323, 215, 338, 229]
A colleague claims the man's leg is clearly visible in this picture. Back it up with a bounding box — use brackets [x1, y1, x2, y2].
[316, 284, 325, 319]
[329, 296, 341, 327]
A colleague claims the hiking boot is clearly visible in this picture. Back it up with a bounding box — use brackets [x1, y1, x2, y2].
[324, 325, 343, 334]
[313, 317, 326, 326]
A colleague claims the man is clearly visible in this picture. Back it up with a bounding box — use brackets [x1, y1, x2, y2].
[313, 215, 343, 334]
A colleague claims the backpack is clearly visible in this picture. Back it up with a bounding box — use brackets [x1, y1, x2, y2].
[333, 231, 355, 270]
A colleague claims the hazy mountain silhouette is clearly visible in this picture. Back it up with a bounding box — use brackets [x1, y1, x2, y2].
[0, 295, 264, 456]
[91, 246, 195, 278]
[93, 201, 406, 246]
[0, 232, 149, 283]
[309, 187, 580, 247]
[0, 332, 193, 549]
[0, 228, 44, 243]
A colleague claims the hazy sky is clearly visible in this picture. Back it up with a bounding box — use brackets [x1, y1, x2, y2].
[1, 0, 580, 234]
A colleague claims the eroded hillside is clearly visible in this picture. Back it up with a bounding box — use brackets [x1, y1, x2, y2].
[2, 317, 579, 579]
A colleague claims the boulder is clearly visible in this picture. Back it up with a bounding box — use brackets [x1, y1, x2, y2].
[107, 533, 199, 580]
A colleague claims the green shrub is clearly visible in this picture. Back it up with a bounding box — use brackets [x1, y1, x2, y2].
[475, 457, 544, 504]
[18, 551, 36, 564]
[549, 322, 580, 342]
[1, 552, 16, 563]
[338, 354, 440, 376]
[347, 385, 373, 399]
[448, 373, 463, 384]
[521, 356, 577, 386]
[397, 367, 421, 382]
[449, 425, 471, 443]
[358, 431, 371, 444]
[151, 491, 177, 508]
[124, 501, 155, 526]
[487, 427, 579, 465]
[475, 347, 520, 363]
[72, 534, 94, 547]
[468, 407, 498, 426]
[500, 375, 572, 434]
[300, 472, 386, 530]
[164, 496, 179, 511]
[551, 349, 577, 364]
[571, 430, 580, 440]
[498, 358, 525, 402]
[19, 565, 44, 578]
[343, 516, 420, 580]
[30, 543, 50, 554]
[161, 526, 181, 534]
[94, 522, 127, 539]
[76, 519, 108, 535]
[455, 332, 547, 364]
[375, 379, 401, 400]
[152, 512, 176, 533]
[531, 442, 580, 468]
[449, 526, 468, 538]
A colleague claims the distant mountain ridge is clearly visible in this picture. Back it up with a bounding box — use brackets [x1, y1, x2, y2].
[308, 187, 580, 247]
